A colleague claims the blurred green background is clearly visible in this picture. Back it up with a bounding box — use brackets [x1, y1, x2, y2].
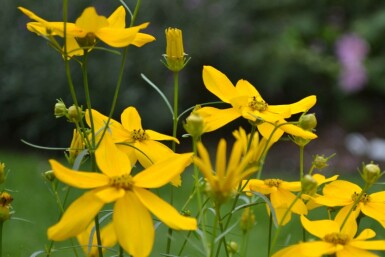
[2, 0, 385, 256]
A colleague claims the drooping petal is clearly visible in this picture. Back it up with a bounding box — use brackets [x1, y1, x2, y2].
[75, 7, 108, 34]
[114, 191, 154, 257]
[334, 205, 359, 237]
[361, 202, 385, 228]
[134, 187, 197, 230]
[49, 160, 110, 189]
[48, 190, 105, 241]
[120, 106, 143, 131]
[300, 215, 339, 239]
[95, 133, 132, 177]
[131, 33, 157, 47]
[133, 153, 193, 188]
[202, 66, 239, 103]
[65, 37, 83, 57]
[354, 229, 377, 241]
[196, 106, 241, 133]
[146, 129, 179, 143]
[288, 95, 317, 114]
[279, 123, 318, 139]
[107, 6, 125, 28]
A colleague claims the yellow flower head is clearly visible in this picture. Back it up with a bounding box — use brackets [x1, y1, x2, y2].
[18, 6, 155, 57]
[272, 215, 385, 257]
[315, 180, 385, 229]
[196, 66, 317, 142]
[243, 178, 307, 225]
[48, 133, 196, 257]
[164, 28, 187, 72]
[194, 138, 257, 204]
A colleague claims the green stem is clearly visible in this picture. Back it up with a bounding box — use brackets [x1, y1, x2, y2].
[340, 185, 369, 230]
[172, 71, 179, 152]
[94, 216, 103, 257]
[267, 212, 273, 257]
[214, 205, 229, 257]
[210, 209, 219, 257]
[299, 145, 304, 179]
[0, 221, 3, 257]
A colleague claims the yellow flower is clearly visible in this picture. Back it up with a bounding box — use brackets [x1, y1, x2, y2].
[315, 180, 385, 229]
[196, 66, 317, 142]
[65, 129, 85, 165]
[77, 222, 117, 257]
[243, 178, 307, 225]
[194, 139, 257, 204]
[272, 215, 385, 257]
[18, 6, 155, 56]
[164, 28, 187, 72]
[48, 133, 196, 257]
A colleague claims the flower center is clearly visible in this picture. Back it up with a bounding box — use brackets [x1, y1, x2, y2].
[76, 32, 96, 48]
[351, 191, 371, 204]
[110, 174, 134, 190]
[249, 96, 268, 112]
[131, 129, 149, 142]
[264, 178, 282, 188]
[323, 232, 350, 245]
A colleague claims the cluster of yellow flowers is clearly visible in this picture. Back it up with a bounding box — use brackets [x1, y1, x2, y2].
[18, 3, 385, 257]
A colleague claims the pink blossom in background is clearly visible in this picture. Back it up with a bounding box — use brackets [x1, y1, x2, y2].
[335, 33, 369, 93]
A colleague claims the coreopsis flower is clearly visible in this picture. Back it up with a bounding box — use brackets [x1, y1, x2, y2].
[315, 180, 385, 228]
[18, 6, 155, 57]
[48, 133, 196, 257]
[195, 66, 317, 142]
[243, 178, 307, 225]
[232, 127, 273, 167]
[194, 139, 257, 204]
[87, 107, 178, 168]
[272, 215, 385, 257]
[77, 222, 117, 257]
[164, 28, 188, 72]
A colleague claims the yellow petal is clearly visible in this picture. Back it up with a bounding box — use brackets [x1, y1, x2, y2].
[133, 153, 193, 188]
[134, 140, 174, 168]
[96, 26, 149, 48]
[202, 66, 239, 103]
[350, 240, 385, 251]
[298, 241, 341, 256]
[234, 79, 262, 98]
[216, 139, 227, 181]
[257, 122, 284, 143]
[271, 244, 302, 257]
[95, 133, 132, 177]
[315, 180, 359, 207]
[131, 33, 157, 47]
[334, 205, 359, 236]
[18, 7, 47, 23]
[196, 106, 241, 133]
[93, 187, 125, 203]
[75, 7, 108, 34]
[288, 95, 317, 114]
[107, 6, 126, 28]
[65, 37, 83, 57]
[146, 129, 179, 143]
[354, 229, 376, 241]
[134, 187, 197, 230]
[120, 106, 142, 131]
[114, 191, 154, 257]
[338, 245, 381, 257]
[280, 181, 302, 192]
[280, 123, 317, 139]
[49, 159, 109, 188]
[48, 190, 104, 241]
[77, 222, 117, 256]
[361, 202, 385, 228]
[300, 215, 339, 239]
[271, 189, 307, 215]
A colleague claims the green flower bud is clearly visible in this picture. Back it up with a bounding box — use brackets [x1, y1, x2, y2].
[184, 111, 204, 138]
[54, 99, 67, 118]
[361, 163, 382, 185]
[67, 105, 83, 123]
[44, 170, 56, 182]
[301, 174, 318, 195]
[312, 154, 330, 170]
[226, 241, 238, 254]
[299, 113, 317, 131]
[240, 207, 255, 233]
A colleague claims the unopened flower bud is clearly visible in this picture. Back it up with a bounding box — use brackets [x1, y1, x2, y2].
[0, 192, 12, 222]
[54, 99, 67, 118]
[301, 174, 318, 195]
[44, 170, 56, 182]
[226, 241, 238, 254]
[67, 105, 83, 123]
[240, 207, 255, 233]
[164, 28, 188, 72]
[361, 163, 382, 185]
[299, 113, 317, 131]
[0, 163, 5, 184]
[65, 129, 85, 165]
[312, 154, 331, 170]
[184, 111, 204, 138]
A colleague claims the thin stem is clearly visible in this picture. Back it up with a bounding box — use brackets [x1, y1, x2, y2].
[267, 212, 273, 257]
[214, 205, 229, 257]
[172, 71, 179, 152]
[94, 216, 103, 257]
[0, 221, 3, 257]
[340, 185, 369, 230]
[299, 145, 304, 179]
